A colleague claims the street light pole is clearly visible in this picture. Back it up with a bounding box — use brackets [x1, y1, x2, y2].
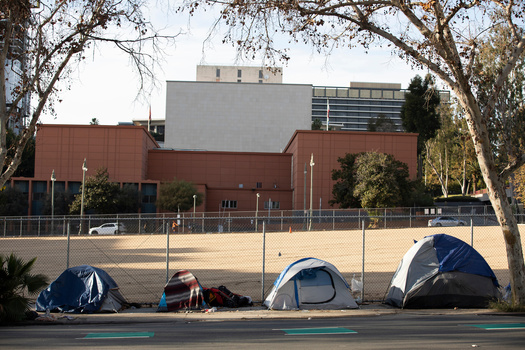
[51, 169, 56, 233]
[79, 158, 87, 235]
[255, 193, 260, 232]
[309, 153, 315, 231]
[193, 194, 197, 216]
[193, 194, 197, 232]
[303, 162, 307, 230]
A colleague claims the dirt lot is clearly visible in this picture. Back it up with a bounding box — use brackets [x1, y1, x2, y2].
[1, 225, 522, 303]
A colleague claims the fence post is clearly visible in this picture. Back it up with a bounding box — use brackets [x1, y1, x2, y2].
[261, 221, 266, 303]
[332, 210, 335, 231]
[470, 218, 474, 247]
[361, 220, 365, 302]
[3, 217, 5, 237]
[166, 221, 170, 284]
[66, 220, 70, 269]
[202, 213, 205, 233]
[19, 217, 22, 237]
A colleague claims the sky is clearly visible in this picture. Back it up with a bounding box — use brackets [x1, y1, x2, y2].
[39, 3, 429, 126]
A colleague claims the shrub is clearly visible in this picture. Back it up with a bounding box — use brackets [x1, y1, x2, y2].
[0, 254, 48, 325]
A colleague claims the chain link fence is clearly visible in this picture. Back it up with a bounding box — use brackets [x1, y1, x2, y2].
[1, 208, 522, 305]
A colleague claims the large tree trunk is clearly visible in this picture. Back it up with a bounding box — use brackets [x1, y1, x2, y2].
[460, 91, 525, 305]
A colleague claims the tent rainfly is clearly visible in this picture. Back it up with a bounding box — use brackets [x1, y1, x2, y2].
[385, 234, 501, 308]
[36, 265, 127, 313]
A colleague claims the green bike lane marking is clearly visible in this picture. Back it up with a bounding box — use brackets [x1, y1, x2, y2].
[277, 327, 357, 335]
[82, 332, 155, 339]
[467, 323, 525, 330]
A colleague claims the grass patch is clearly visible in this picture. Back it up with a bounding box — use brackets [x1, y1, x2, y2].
[434, 195, 480, 202]
[489, 300, 525, 312]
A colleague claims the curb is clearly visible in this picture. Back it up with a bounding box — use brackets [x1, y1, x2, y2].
[22, 304, 504, 326]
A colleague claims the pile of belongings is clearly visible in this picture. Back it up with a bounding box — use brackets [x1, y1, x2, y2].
[157, 270, 252, 312]
[202, 286, 253, 308]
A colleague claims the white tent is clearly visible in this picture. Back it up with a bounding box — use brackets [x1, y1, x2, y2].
[263, 257, 359, 310]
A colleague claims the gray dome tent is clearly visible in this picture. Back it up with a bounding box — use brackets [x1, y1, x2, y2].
[385, 234, 501, 308]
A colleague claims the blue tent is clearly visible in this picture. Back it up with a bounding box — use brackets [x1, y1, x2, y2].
[36, 265, 127, 313]
[385, 234, 501, 308]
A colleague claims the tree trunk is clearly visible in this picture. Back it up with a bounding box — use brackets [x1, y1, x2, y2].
[459, 91, 525, 305]
[484, 166, 525, 305]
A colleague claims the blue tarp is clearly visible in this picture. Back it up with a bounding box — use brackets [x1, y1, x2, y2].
[36, 265, 123, 313]
[432, 234, 499, 287]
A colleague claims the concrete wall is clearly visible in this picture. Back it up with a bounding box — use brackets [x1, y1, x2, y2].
[164, 81, 312, 153]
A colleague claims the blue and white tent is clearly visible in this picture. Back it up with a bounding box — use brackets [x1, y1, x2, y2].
[385, 234, 501, 308]
[263, 257, 358, 310]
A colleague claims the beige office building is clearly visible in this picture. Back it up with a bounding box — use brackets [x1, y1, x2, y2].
[196, 65, 283, 84]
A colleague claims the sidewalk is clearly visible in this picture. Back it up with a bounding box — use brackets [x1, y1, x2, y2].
[30, 303, 498, 325]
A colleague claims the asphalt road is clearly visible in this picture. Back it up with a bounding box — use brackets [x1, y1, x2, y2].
[1, 313, 524, 349]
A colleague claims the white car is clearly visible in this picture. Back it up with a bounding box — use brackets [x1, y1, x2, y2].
[428, 216, 467, 227]
[88, 223, 126, 235]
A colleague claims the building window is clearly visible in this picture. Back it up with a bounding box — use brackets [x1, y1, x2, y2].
[216, 68, 220, 78]
[237, 79, 241, 83]
[256, 182, 262, 188]
[259, 80, 263, 84]
[237, 69, 242, 78]
[221, 200, 237, 209]
[259, 70, 263, 79]
[264, 201, 280, 210]
[142, 195, 156, 204]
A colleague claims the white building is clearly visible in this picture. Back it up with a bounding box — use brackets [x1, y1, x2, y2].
[164, 81, 312, 152]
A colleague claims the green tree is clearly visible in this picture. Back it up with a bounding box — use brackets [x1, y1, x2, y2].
[311, 119, 322, 130]
[0, 187, 28, 216]
[353, 152, 411, 209]
[114, 184, 140, 214]
[0, 1, 176, 190]
[156, 178, 203, 212]
[473, 10, 525, 207]
[89, 118, 100, 125]
[0, 253, 48, 324]
[69, 168, 121, 215]
[329, 153, 361, 208]
[41, 191, 74, 216]
[367, 114, 398, 132]
[401, 75, 442, 154]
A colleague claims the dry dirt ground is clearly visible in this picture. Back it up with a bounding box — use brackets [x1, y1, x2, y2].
[2, 225, 522, 304]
